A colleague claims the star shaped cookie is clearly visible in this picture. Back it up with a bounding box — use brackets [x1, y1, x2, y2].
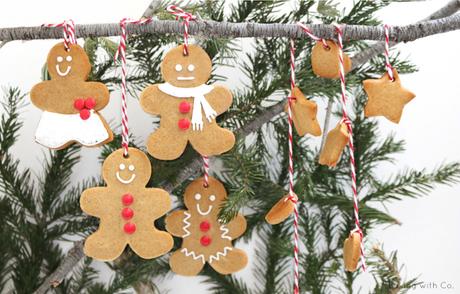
[363, 68, 415, 124]
[286, 87, 322, 137]
[318, 122, 349, 167]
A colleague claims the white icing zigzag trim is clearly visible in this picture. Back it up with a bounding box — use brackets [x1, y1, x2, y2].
[181, 248, 205, 264]
[182, 211, 192, 238]
[220, 225, 231, 240]
[209, 247, 233, 263]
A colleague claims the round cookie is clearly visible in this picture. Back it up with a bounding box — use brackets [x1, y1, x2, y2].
[311, 40, 352, 79]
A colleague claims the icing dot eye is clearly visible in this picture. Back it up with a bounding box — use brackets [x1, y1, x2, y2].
[128, 165, 135, 171]
[175, 64, 183, 72]
[209, 195, 216, 202]
[66, 56, 73, 62]
[187, 64, 195, 72]
[194, 193, 201, 201]
[119, 164, 126, 170]
[57, 56, 64, 62]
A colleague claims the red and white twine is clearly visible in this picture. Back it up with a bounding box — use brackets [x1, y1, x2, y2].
[202, 155, 210, 187]
[114, 17, 152, 157]
[166, 5, 197, 55]
[334, 24, 366, 271]
[43, 20, 76, 50]
[286, 39, 300, 294]
[297, 22, 329, 48]
[384, 24, 395, 81]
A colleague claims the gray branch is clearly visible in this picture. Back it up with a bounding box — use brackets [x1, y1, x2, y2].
[0, 13, 460, 42]
[33, 1, 460, 293]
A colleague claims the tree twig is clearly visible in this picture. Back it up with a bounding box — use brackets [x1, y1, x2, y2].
[32, 1, 460, 293]
[1, 13, 460, 42]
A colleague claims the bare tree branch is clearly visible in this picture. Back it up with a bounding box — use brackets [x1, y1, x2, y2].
[0, 13, 460, 42]
[32, 1, 460, 293]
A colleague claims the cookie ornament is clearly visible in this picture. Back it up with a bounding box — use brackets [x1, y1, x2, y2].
[140, 7, 235, 160]
[343, 232, 362, 272]
[287, 87, 322, 137]
[363, 25, 415, 123]
[80, 147, 173, 260]
[165, 176, 248, 276]
[31, 21, 112, 149]
[318, 122, 349, 167]
[311, 40, 352, 79]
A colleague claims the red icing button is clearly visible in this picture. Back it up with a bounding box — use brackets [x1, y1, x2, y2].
[79, 109, 90, 120]
[74, 98, 85, 110]
[122, 193, 134, 205]
[179, 101, 191, 113]
[199, 221, 211, 232]
[200, 235, 212, 246]
[178, 118, 190, 130]
[124, 222, 136, 234]
[121, 207, 134, 220]
[85, 98, 96, 109]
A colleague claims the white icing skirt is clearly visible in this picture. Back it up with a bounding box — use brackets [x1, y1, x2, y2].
[35, 111, 110, 148]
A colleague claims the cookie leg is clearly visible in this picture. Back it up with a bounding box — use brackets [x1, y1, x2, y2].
[209, 248, 247, 275]
[169, 249, 205, 276]
[190, 126, 235, 156]
[129, 229, 173, 259]
[84, 228, 126, 261]
[146, 128, 188, 160]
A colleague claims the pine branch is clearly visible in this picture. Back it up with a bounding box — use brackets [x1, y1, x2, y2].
[1, 13, 460, 42]
[33, 1, 460, 291]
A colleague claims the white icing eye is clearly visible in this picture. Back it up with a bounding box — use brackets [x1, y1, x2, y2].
[66, 56, 73, 62]
[194, 193, 201, 200]
[187, 64, 195, 72]
[209, 195, 216, 202]
[57, 56, 64, 62]
[175, 64, 183, 72]
[128, 164, 135, 171]
[119, 163, 126, 170]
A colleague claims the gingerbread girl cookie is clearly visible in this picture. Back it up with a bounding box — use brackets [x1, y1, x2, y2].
[80, 147, 173, 261]
[140, 44, 235, 160]
[165, 176, 247, 275]
[31, 42, 112, 149]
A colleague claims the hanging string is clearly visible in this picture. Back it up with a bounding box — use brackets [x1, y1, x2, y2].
[166, 5, 197, 55]
[42, 20, 76, 50]
[202, 155, 210, 187]
[383, 24, 395, 81]
[114, 17, 152, 157]
[287, 39, 300, 294]
[334, 24, 367, 272]
[297, 22, 329, 48]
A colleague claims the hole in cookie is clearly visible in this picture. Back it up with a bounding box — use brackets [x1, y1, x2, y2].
[203, 183, 209, 188]
[323, 45, 331, 51]
[123, 153, 129, 159]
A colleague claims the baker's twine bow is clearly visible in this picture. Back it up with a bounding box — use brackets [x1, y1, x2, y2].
[166, 5, 197, 55]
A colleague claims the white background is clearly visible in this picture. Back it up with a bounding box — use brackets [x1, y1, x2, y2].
[0, 1, 459, 293]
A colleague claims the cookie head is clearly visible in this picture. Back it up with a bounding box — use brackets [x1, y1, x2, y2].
[102, 148, 151, 187]
[161, 44, 212, 88]
[184, 177, 227, 217]
[47, 42, 91, 80]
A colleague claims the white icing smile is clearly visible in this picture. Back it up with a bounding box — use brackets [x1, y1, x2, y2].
[196, 204, 212, 216]
[115, 163, 136, 184]
[56, 64, 71, 76]
[177, 76, 195, 81]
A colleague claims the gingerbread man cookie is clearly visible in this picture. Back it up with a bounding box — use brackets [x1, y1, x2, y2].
[165, 176, 247, 275]
[140, 44, 235, 160]
[80, 147, 173, 261]
[31, 42, 112, 149]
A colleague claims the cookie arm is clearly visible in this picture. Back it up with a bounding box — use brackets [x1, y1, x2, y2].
[79, 187, 108, 216]
[140, 84, 162, 115]
[224, 213, 247, 240]
[165, 210, 188, 237]
[145, 188, 172, 218]
[206, 85, 233, 116]
[30, 81, 52, 111]
[86, 82, 110, 111]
